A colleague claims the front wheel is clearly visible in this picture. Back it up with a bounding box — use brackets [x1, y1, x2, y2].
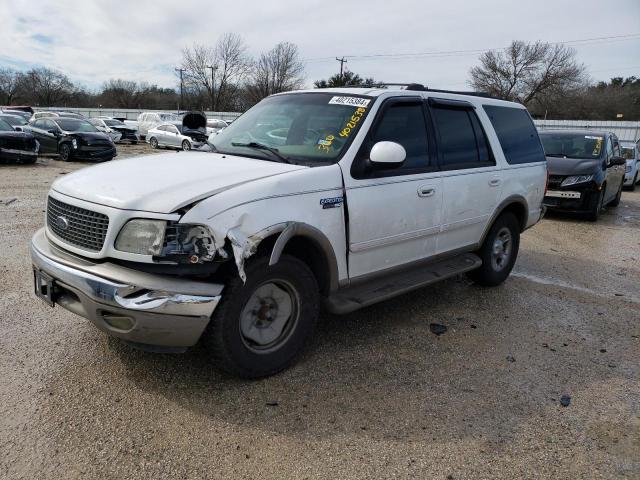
[149, 137, 158, 149]
[204, 255, 319, 378]
[467, 212, 520, 287]
[59, 143, 71, 162]
[182, 140, 191, 151]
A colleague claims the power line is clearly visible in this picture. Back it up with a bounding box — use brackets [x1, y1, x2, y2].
[302, 33, 640, 63]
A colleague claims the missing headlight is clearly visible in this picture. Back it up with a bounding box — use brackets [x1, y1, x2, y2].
[154, 222, 217, 264]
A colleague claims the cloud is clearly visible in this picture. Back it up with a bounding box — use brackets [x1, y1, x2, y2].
[0, 0, 639, 91]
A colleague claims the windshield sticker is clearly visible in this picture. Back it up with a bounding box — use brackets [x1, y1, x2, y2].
[317, 135, 335, 153]
[328, 96, 371, 108]
[339, 107, 366, 138]
[592, 138, 603, 156]
[584, 135, 600, 140]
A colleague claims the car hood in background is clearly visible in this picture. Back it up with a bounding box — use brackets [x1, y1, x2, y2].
[62, 131, 112, 143]
[51, 151, 305, 213]
[546, 156, 603, 176]
[183, 111, 207, 131]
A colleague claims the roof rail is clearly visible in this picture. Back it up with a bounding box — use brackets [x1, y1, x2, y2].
[333, 83, 505, 100]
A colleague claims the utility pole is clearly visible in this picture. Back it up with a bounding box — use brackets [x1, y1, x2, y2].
[206, 65, 218, 111]
[175, 67, 185, 112]
[336, 57, 347, 79]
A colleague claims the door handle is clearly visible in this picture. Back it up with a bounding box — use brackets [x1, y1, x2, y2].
[489, 178, 501, 187]
[418, 186, 435, 197]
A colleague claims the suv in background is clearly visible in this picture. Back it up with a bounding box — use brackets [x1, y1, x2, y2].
[621, 141, 639, 191]
[539, 130, 626, 220]
[31, 86, 546, 378]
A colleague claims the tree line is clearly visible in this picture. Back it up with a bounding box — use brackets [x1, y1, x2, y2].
[0, 37, 637, 120]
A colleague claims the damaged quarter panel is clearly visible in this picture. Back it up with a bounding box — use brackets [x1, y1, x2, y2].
[179, 164, 347, 285]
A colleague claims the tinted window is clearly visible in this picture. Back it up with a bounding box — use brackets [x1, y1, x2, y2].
[432, 107, 492, 169]
[55, 119, 98, 132]
[0, 115, 27, 126]
[33, 119, 46, 129]
[0, 119, 12, 131]
[483, 105, 545, 164]
[368, 101, 429, 171]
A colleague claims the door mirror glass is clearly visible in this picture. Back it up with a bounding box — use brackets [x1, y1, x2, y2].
[610, 156, 626, 166]
[369, 141, 406, 166]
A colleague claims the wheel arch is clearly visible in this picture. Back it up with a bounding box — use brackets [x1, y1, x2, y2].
[253, 222, 340, 296]
[479, 196, 528, 246]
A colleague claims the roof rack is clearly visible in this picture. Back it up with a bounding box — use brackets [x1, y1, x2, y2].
[336, 83, 504, 100]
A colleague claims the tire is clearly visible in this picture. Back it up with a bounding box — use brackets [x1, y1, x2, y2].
[59, 143, 71, 162]
[587, 189, 604, 222]
[609, 180, 623, 207]
[203, 255, 319, 378]
[182, 140, 191, 151]
[467, 212, 520, 287]
[149, 137, 158, 149]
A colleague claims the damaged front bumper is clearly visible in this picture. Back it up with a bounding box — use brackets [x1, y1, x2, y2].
[30, 228, 223, 348]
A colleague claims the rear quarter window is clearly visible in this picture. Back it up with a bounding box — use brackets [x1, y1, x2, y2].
[483, 105, 545, 165]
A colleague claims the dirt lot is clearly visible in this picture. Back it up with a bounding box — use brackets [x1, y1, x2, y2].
[1, 146, 639, 479]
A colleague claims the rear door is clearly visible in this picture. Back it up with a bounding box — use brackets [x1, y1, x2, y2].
[344, 96, 443, 279]
[428, 98, 501, 253]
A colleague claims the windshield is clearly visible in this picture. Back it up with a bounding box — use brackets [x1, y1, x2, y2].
[55, 119, 99, 132]
[539, 132, 605, 159]
[212, 93, 374, 164]
[621, 146, 635, 159]
[0, 115, 27, 126]
[0, 119, 13, 132]
[103, 119, 124, 127]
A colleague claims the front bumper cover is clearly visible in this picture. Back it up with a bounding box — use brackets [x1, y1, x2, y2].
[30, 228, 223, 347]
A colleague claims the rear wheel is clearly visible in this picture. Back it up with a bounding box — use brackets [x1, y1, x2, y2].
[204, 255, 319, 378]
[149, 137, 158, 149]
[182, 140, 191, 151]
[467, 212, 520, 287]
[59, 143, 71, 162]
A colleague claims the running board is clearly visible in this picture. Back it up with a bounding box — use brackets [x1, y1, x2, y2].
[325, 253, 481, 314]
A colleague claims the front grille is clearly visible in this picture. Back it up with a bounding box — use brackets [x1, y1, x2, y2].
[47, 197, 109, 251]
[548, 175, 564, 189]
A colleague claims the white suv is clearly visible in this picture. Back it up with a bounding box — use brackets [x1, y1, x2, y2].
[31, 86, 547, 378]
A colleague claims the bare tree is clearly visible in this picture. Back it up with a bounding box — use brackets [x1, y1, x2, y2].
[20, 67, 75, 106]
[469, 41, 587, 106]
[0, 68, 22, 105]
[181, 33, 251, 111]
[245, 42, 305, 104]
[99, 79, 142, 108]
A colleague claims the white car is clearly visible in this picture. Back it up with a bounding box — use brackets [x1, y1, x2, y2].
[621, 141, 640, 191]
[206, 118, 228, 135]
[136, 112, 181, 139]
[146, 113, 208, 151]
[30, 86, 546, 378]
[89, 117, 139, 144]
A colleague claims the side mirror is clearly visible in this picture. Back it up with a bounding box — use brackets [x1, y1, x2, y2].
[47, 129, 58, 135]
[369, 141, 406, 166]
[610, 156, 626, 166]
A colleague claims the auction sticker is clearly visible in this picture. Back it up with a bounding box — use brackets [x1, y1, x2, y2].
[328, 96, 371, 108]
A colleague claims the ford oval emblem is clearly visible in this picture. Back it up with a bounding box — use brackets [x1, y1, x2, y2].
[55, 216, 69, 231]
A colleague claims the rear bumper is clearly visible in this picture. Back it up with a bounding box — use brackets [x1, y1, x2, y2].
[30, 228, 223, 347]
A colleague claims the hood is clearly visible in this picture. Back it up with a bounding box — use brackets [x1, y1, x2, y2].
[0, 130, 34, 141]
[0, 130, 36, 150]
[183, 111, 207, 131]
[52, 151, 305, 213]
[546, 156, 603, 176]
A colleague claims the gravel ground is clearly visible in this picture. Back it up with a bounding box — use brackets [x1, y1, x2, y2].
[1, 146, 639, 479]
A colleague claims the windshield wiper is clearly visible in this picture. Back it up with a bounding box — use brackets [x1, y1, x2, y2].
[231, 141, 291, 164]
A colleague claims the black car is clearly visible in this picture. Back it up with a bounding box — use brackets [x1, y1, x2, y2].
[539, 130, 626, 221]
[28, 117, 116, 162]
[0, 113, 30, 131]
[0, 118, 39, 164]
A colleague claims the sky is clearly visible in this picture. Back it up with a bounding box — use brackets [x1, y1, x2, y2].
[0, 0, 639, 92]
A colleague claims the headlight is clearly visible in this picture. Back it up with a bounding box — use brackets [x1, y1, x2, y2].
[71, 138, 78, 149]
[561, 174, 593, 187]
[159, 222, 217, 263]
[115, 219, 166, 255]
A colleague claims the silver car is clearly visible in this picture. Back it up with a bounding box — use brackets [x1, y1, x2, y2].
[146, 123, 206, 151]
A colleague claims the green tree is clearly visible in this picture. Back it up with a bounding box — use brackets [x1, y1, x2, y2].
[314, 71, 378, 88]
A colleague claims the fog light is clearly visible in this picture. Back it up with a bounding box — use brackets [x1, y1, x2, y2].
[102, 313, 134, 330]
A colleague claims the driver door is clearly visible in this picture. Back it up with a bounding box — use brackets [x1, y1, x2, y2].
[343, 97, 443, 280]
